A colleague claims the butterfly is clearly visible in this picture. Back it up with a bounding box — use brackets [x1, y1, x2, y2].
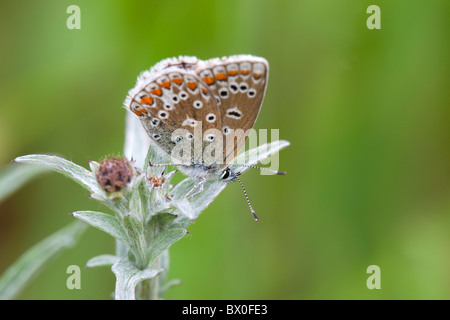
[124, 55, 285, 220]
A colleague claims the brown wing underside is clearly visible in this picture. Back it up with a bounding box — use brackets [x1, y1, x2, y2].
[127, 56, 269, 170]
[194, 57, 269, 167]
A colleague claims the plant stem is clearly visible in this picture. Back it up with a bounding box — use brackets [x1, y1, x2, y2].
[148, 256, 161, 299]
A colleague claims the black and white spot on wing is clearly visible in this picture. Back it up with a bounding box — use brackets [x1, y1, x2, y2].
[226, 106, 242, 119]
[206, 113, 217, 123]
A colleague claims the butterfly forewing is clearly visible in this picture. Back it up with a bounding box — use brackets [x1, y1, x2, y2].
[195, 55, 269, 168]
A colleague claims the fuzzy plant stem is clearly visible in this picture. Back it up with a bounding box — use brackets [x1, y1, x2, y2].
[148, 256, 161, 299]
[123, 114, 163, 300]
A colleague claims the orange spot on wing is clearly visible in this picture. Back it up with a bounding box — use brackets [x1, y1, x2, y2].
[140, 97, 154, 105]
[172, 78, 183, 85]
[227, 70, 238, 76]
[187, 82, 197, 90]
[160, 81, 171, 89]
[241, 70, 250, 75]
[253, 73, 262, 79]
[133, 108, 147, 116]
[201, 87, 208, 94]
[150, 88, 162, 96]
[215, 73, 227, 81]
[203, 77, 215, 85]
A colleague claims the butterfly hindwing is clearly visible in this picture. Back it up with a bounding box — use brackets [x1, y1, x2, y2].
[194, 55, 269, 168]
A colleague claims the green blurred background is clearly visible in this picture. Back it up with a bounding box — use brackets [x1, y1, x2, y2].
[1, 0, 449, 299]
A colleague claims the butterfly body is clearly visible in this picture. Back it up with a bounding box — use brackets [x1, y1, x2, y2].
[176, 162, 237, 181]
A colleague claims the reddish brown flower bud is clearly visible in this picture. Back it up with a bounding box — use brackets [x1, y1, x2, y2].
[95, 157, 134, 193]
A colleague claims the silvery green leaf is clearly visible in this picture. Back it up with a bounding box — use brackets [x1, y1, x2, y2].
[159, 278, 182, 296]
[14, 154, 106, 198]
[71, 211, 130, 247]
[157, 248, 182, 297]
[0, 162, 49, 204]
[147, 228, 187, 267]
[128, 179, 148, 222]
[115, 239, 128, 258]
[86, 254, 119, 268]
[0, 221, 87, 300]
[121, 213, 148, 269]
[112, 258, 163, 300]
[147, 213, 177, 231]
[148, 212, 190, 231]
[231, 140, 290, 174]
[171, 178, 227, 219]
[122, 212, 145, 236]
[157, 249, 170, 287]
[190, 180, 228, 214]
[169, 215, 193, 229]
[89, 193, 115, 207]
[88, 160, 100, 174]
[173, 197, 196, 220]
[124, 112, 151, 171]
[143, 142, 173, 175]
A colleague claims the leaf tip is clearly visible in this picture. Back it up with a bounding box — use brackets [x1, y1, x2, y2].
[12, 156, 22, 163]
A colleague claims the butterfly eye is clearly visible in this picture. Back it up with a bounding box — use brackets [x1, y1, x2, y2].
[220, 168, 231, 180]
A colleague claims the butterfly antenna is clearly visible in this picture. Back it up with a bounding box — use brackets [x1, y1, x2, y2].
[236, 164, 286, 175]
[236, 176, 259, 222]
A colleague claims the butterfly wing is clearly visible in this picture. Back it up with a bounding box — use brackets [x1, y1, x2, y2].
[124, 57, 222, 165]
[194, 55, 269, 168]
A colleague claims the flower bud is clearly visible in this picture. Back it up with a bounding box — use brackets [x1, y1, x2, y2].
[148, 175, 164, 189]
[95, 157, 134, 193]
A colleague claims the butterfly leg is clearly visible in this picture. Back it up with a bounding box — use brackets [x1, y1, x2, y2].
[185, 178, 207, 200]
[149, 161, 188, 168]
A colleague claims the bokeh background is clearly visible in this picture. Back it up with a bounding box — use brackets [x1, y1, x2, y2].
[0, 0, 449, 299]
